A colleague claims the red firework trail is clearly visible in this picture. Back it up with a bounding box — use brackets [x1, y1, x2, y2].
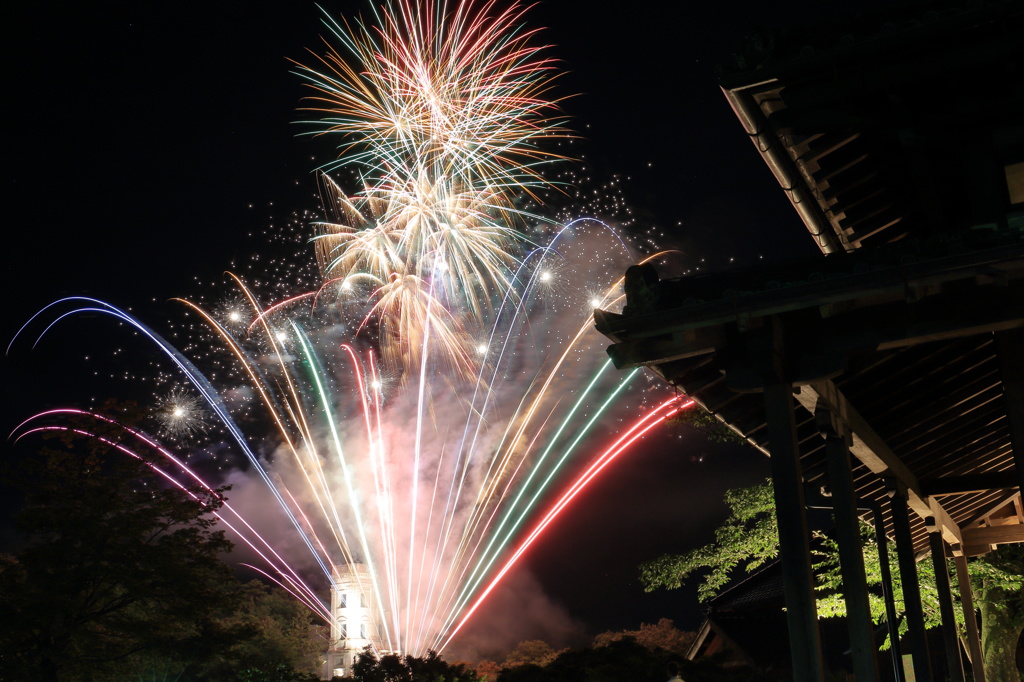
[438, 395, 694, 649]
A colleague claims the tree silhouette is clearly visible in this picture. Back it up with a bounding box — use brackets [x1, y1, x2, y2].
[352, 647, 478, 682]
[0, 406, 240, 680]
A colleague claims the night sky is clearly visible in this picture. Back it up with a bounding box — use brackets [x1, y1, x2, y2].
[4, 0, 844, 658]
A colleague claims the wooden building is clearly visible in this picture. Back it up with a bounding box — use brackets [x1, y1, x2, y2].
[595, 2, 1024, 680]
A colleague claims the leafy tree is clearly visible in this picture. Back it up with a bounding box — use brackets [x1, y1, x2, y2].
[497, 638, 656, 682]
[640, 482, 781, 602]
[233, 662, 323, 682]
[502, 639, 565, 668]
[640, 480, 1024, 681]
[811, 520, 943, 630]
[0, 414, 242, 681]
[353, 647, 478, 682]
[220, 580, 326, 677]
[472, 659, 502, 681]
[972, 545, 1024, 682]
[352, 649, 412, 682]
[408, 649, 478, 681]
[592, 618, 696, 655]
[496, 637, 771, 682]
[665, 404, 746, 444]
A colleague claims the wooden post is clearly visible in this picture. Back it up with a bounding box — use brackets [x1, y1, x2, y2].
[764, 381, 826, 682]
[820, 408, 880, 682]
[887, 483, 932, 680]
[928, 523, 965, 681]
[871, 504, 906, 682]
[953, 553, 986, 682]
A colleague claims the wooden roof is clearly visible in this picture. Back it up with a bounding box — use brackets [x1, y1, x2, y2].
[596, 0, 1024, 558]
[596, 235, 1024, 554]
[719, 0, 1024, 254]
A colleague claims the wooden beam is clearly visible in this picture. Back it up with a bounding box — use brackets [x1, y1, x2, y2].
[684, 619, 714, 661]
[961, 524, 1024, 545]
[605, 327, 725, 370]
[597, 249, 1024, 346]
[869, 504, 906, 681]
[954, 553, 986, 682]
[922, 471, 1020, 496]
[964, 544, 997, 557]
[797, 380, 963, 546]
[927, 526, 965, 682]
[995, 329, 1024, 494]
[961, 492, 1023, 530]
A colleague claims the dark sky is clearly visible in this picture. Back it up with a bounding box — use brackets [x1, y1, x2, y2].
[3, 0, 840, 657]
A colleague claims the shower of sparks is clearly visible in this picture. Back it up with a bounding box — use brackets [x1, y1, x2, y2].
[292, 0, 573, 377]
[154, 386, 209, 442]
[8, 0, 691, 661]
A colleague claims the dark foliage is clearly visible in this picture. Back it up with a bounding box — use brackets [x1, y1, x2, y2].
[0, 410, 242, 680]
[0, 406, 323, 681]
[218, 580, 326, 677]
[495, 637, 771, 682]
[233, 662, 323, 682]
[665, 405, 745, 444]
[353, 647, 477, 682]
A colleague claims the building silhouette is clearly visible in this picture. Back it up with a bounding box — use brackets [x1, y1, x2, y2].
[597, 1, 1023, 680]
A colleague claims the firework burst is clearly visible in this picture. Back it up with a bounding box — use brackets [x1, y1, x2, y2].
[293, 0, 573, 378]
[10, 0, 689, 663]
[154, 386, 209, 442]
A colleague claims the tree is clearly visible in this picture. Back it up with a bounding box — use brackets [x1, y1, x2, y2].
[407, 650, 478, 681]
[352, 648, 412, 682]
[592, 618, 696, 656]
[640, 482, 781, 602]
[498, 638, 665, 682]
[972, 545, 1024, 682]
[0, 409, 242, 681]
[233, 662, 323, 682]
[221, 581, 326, 677]
[472, 659, 503, 682]
[640, 480, 1024, 681]
[502, 639, 565, 668]
[352, 647, 478, 682]
[495, 637, 771, 682]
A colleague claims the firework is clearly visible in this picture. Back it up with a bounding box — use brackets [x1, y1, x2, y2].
[154, 386, 209, 442]
[9, 0, 688, 660]
[294, 0, 569, 197]
[293, 0, 572, 378]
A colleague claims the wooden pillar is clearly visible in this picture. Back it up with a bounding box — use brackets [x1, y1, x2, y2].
[764, 381, 826, 682]
[995, 329, 1024, 494]
[953, 553, 986, 682]
[820, 407, 880, 682]
[871, 504, 906, 682]
[887, 483, 932, 680]
[928, 522, 965, 682]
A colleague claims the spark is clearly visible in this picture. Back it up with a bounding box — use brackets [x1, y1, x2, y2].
[8, 0, 687, 661]
[154, 386, 208, 442]
[293, 0, 574, 377]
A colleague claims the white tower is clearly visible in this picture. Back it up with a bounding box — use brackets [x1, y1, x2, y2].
[323, 563, 382, 679]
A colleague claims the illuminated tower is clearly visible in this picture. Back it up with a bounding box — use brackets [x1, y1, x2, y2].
[323, 563, 382, 679]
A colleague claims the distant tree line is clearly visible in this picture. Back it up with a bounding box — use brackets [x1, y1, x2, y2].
[350, 618, 767, 682]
